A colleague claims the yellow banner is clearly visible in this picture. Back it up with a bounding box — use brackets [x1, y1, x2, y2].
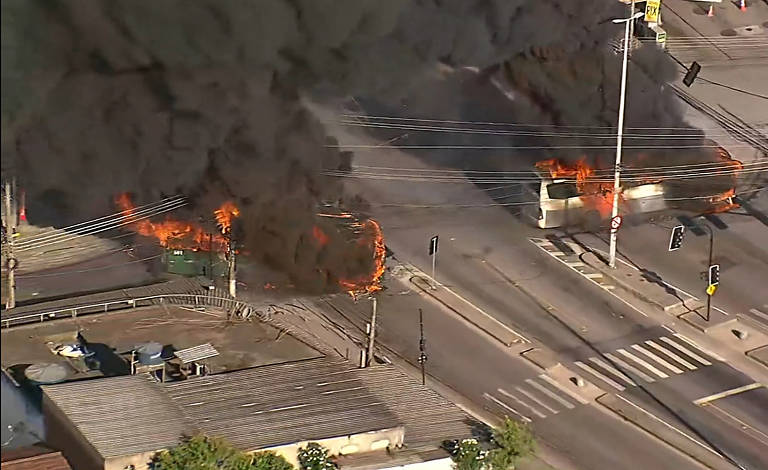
[645, 0, 661, 23]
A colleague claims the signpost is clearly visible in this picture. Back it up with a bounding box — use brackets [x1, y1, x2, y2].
[418, 308, 428, 385]
[429, 235, 439, 288]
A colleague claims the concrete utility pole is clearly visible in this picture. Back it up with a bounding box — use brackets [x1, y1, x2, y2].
[4, 180, 17, 309]
[608, 11, 644, 269]
[366, 296, 378, 367]
[227, 237, 236, 298]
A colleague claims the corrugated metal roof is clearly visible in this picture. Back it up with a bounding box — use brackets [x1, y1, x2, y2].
[173, 343, 219, 364]
[41, 357, 477, 460]
[162, 357, 402, 450]
[42, 375, 197, 458]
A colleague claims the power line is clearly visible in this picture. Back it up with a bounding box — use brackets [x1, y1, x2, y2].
[16, 254, 163, 279]
[327, 144, 756, 150]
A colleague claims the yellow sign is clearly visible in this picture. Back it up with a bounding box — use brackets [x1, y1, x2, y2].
[706, 284, 717, 296]
[645, 0, 661, 23]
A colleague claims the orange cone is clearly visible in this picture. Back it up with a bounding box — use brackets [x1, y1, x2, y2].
[740, 0, 747, 12]
[707, 4, 714, 17]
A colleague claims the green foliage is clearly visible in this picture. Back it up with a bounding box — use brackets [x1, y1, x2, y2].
[448, 418, 536, 470]
[449, 438, 488, 470]
[297, 442, 336, 470]
[487, 418, 536, 470]
[152, 435, 295, 470]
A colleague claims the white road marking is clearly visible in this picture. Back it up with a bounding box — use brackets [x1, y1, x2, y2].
[574, 361, 625, 391]
[483, 392, 531, 422]
[548, 250, 566, 256]
[604, 352, 656, 383]
[529, 239, 648, 317]
[588, 357, 637, 386]
[617, 348, 669, 379]
[538, 374, 589, 405]
[566, 261, 585, 267]
[659, 336, 712, 366]
[525, 379, 576, 409]
[631, 344, 684, 374]
[749, 308, 768, 321]
[584, 273, 603, 279]
[693, 383, 765, 405]
[512, 386, 559, 414]
[497, 389, 547, 418]
[602, 285, 616, 290]
[673, 334, 725, 362]
[661, 325, 675, 334]
[614, 395, 722, 458]
[644, 340, 697, 371]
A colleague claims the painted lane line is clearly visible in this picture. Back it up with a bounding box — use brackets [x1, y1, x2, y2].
[707, 403, 768, 446]
[584, 273, 603, 279]
[604, 352, 656, 383]
[497, 389, 547, 418]
[588, 357, 637, 386]
[661, 325, 675, 334]
[614, 395, 722, 458]
[483, 392, 532, 423]
[659, 336, 712, 366]
[617, 348, 669, 379]
[529, 239, 649, 318]
[512, 386, 559, 415]
[631, 344, 684, 374]
[693, 382, 765, 406]
[644, 340, 697, 371]
[525, 379, 575, 409]
[538, 374, 589, 405]
[548, 251, 566, 256]
[673, 334, 725, 362]
[574, 361, 625, 391]
[749, 308, 768, 321]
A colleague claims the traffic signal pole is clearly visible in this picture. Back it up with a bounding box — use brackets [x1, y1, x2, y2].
[701, 223, 714, 322]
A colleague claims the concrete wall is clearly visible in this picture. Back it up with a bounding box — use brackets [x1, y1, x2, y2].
[42, 394, 105, 470]
[105, 450, 159, 470]
[260, 426, 406, 467]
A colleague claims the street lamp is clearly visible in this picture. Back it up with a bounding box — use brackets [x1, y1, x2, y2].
[608, 11, 644, 269]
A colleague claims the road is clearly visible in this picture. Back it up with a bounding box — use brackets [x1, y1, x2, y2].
[310, 83, 768, 468]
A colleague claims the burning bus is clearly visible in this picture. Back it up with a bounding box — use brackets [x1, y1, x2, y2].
[521, 149, 741, 229]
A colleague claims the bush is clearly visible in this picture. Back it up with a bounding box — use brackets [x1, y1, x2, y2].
[487, 418, 536, 470]
[449, 438, 487, 470]
[152, 435, 295, 470]
[297, 442, 336, 470]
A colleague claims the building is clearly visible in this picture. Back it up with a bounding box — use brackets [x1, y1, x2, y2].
[1, 444, 73, 470]
[41, 357, 478, 470]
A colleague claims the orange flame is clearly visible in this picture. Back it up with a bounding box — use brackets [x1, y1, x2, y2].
[339, 218, 386, 298]
[115, 194, 236, 251]
[214, 201, 240, 235]
[312, 225, 330, 246]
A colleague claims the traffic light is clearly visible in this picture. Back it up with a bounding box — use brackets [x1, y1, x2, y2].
[708, 264, 720, 286]
[668, 225, 685, 251]
[683, 61, 701, 87]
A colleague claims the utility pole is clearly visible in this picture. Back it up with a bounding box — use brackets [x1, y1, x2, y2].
[227, 236, 236, 298]
[4, 180, 17, 309]
[701, 223, 714, 322]
[608, 11, 643, 269]
[366, 296, 378, 367]
[418, 308, 428, 385]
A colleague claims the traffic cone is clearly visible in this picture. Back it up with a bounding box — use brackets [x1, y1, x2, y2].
[707, 4, 714, 17]
[740, 0, 747, 12]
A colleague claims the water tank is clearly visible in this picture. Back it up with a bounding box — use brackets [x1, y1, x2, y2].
[24, 363, 69, 385]
[136, 342, 164, 366]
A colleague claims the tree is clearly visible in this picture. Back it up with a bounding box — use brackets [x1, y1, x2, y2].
[486, 418, 536, 470]
[152, 435, 295, 470]
[297, 442, 336, 470]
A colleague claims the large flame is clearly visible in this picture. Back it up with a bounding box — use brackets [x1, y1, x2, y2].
[115, 194, 238, 251]
[339, 218, 386, 298]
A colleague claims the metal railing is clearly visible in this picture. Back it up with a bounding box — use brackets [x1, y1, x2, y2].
[1, 292, 257, 329]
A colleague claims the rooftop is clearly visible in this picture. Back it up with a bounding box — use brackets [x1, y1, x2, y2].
[41, 357, 477, 460]
[0, 444, 73, 470]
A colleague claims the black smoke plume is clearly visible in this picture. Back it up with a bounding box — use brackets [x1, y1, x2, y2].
[1, 0, 720, 289]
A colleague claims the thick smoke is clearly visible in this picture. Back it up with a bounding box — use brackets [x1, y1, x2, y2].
[2, 0, 716, 289]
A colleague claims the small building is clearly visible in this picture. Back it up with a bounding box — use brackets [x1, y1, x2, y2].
[41, 357, 477, 470]
[162, 248, 226, 278]
[1, 444, 73, 470]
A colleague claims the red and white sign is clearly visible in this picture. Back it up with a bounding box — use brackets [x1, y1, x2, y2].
[610, 215, 623, 230]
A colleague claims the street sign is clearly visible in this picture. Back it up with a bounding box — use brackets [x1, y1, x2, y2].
[429, 235, 439, 256]
[644, 0, 661, 22]
[610, 215, 623, 231]
[668, 225, 685, 251]
[708, 264, 720, 286]
[706, 284, 717, 296]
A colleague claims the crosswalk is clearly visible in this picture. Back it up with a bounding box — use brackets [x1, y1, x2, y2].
[573, 334, 718, 393]
[483, 373, 589, 422]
